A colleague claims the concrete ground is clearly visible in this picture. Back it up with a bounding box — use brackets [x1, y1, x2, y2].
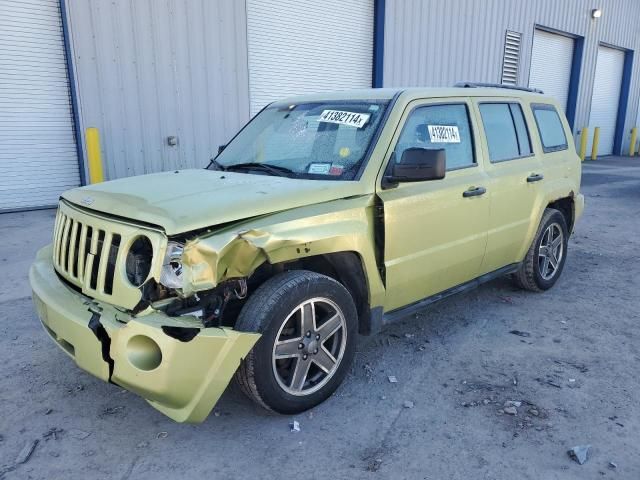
[1, 156, 639, 479]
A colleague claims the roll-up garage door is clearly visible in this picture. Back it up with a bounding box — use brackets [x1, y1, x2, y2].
[588, 45, 625, 156]
[246, 0, 373, 117]
[0, 0, 80, 211]
[529, 29, 574, 112]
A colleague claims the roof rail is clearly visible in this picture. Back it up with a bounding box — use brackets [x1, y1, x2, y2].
[454, 82, 544, 94]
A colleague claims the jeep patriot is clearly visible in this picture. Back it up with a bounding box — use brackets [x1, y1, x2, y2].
[30, 85, 584, 422]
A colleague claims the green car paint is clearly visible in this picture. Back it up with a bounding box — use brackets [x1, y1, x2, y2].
[29, 87, 583, 422]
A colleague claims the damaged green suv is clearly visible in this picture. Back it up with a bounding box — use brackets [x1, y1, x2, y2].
[30, 86, 584, 422]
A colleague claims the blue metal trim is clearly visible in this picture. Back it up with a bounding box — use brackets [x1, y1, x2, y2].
[565, 36, 584, 131]
[372, 0, 385, 88]
[534, 24, 580, 40]
[59, 0, 87, 186]
[613, 49, 634, 155]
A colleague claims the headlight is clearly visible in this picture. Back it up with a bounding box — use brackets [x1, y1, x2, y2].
[159, 241, 184, 289]
[126, 236, 153, 287]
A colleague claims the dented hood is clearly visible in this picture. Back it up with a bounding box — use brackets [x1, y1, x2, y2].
[62, 169, 368, 235]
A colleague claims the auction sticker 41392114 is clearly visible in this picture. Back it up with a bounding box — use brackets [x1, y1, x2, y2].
[427, 125, 460, 143]
[319, 110, 371, 128]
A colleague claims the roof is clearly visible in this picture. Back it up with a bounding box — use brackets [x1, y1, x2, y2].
[276, 86, 550, 105]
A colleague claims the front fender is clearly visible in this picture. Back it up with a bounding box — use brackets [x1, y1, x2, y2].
[180, 195, 385, 307]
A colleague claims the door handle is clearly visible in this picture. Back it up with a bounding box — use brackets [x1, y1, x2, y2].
[527, 173, 544, 183]
[462, 186, 487, 198]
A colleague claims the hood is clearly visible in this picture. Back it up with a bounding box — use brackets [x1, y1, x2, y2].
[62, 169, 368, 235]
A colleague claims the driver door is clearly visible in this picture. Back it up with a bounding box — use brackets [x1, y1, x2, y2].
[377, 99, 490, 311]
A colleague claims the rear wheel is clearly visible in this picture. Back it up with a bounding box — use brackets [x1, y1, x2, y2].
[514, 208, 568, 291]
[234, 270, 357, 413]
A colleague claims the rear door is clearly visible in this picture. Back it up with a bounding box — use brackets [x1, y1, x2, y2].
[473, 99, 545, 273]
[377, 98, 490, 312]
[530, 102, 577, 208]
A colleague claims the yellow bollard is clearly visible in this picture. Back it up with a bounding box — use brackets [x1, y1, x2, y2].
[591, 127, 600, 161]
[579, 127, 589, 161]
[630, 127, 638, 156]
[85, 127, 105, 183]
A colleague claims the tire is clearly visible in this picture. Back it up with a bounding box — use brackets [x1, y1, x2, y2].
[234, 270, 358, 414]
[513, 208, 569, 292]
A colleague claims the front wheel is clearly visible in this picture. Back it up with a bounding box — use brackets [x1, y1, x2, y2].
[513, 208, 569, 292]
[234, 271, 357, 414]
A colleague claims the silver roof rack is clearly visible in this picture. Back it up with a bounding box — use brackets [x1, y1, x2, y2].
[454, 82, 544, 94]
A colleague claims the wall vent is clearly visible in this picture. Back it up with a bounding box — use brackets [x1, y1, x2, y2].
[501, 31, 522, 86]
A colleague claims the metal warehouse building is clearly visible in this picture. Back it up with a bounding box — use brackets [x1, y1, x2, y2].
[2, 0, 639, 211]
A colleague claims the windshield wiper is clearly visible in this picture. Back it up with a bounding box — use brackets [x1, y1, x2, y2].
[206, 158, 226, 171]
[223, 162, 294, 177]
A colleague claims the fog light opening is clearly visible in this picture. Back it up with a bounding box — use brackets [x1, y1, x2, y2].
[127, 335, 162, 371]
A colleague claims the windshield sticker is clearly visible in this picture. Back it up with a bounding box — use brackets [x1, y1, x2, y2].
[308, 163, 331, 175]
[427, 125, 461, 143]
[329, 164, 344, 176]
[338, 147, 351, 158]
[319, 110, 371, 128]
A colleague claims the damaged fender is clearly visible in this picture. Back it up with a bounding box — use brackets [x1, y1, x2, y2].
[179, 195, 386, 306]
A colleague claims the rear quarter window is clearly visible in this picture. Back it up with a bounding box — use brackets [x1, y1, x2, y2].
[531, 104, 568, 152]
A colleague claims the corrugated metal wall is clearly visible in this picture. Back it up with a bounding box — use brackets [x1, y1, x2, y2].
[383, 0, 640, 150]
[65, 0, 250, 180]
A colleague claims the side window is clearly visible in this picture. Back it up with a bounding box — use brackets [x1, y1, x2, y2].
[479, 102, 532, 162]
[394, 104, 475, 170]
[531, 104, 568, 152]
[510, 104, 532, 156]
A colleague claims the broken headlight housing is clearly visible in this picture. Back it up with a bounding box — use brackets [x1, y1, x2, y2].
[126, 236, 153, 287]
[159, 241, 185, 289]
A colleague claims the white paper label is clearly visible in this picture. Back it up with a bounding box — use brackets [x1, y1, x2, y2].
[319, 110, 371, 128]
[308, 163, 331, 174]
[427, 125, 461, 143]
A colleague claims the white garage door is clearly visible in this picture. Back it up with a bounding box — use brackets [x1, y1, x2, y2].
[589, 46, 625, 156]
[0, 0, 80, 211]
[246, 0, 373, 117]
[529, 29, 574, 112]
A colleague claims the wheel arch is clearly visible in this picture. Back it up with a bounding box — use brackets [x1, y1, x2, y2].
[547, 194, 575, 233]
[249, 251, 375, 335]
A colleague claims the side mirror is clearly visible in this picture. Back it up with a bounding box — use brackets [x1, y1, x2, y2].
[217, 144, 227, 155]
[383, 148, 446, 188]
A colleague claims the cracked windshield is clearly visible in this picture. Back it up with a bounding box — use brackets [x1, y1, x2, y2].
[211, 100, 389, 180]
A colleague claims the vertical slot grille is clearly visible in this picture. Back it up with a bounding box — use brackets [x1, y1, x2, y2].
[104, 234, 121, 295]
[89, 230, 106, 290]
[52, 208, 120, 296]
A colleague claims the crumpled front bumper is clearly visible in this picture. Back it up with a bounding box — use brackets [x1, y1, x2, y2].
[29, 245, 260, 423]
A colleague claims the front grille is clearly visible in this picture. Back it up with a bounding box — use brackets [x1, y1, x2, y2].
[53, 211, 121, 296]
[52, 200, 165, 309]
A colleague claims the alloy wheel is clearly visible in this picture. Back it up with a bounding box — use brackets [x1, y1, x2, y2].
[538, 222, 564, 281]
[271, 297, 347, 396]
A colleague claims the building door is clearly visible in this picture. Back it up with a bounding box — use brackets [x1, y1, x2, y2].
[0, 0, 81, 211]
[245, 0, 373, 117]
[529, 29, 574, 111]
[589, 45, 625, 156]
